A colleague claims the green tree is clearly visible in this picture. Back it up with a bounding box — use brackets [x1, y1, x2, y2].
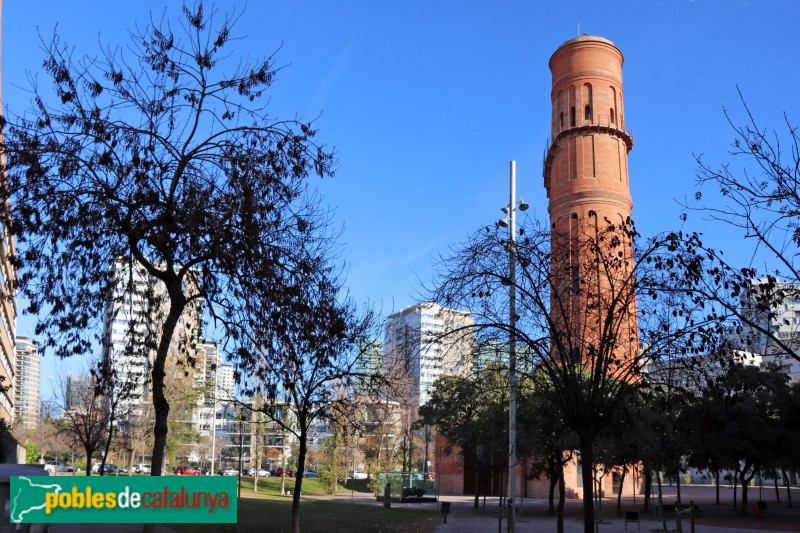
[683, 361, 790, 515]
[0, 2, 334, 476]
[692, 93, 800, 365]
[419, 367, 507, 510]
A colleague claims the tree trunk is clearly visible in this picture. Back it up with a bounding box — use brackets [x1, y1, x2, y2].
[643, 462, 651, 513]
[739, 467, 753, 517]
[149, 295, 185, 477]
[732, 469, 738, 511]
[290, 433, 308, 533]
[656, 465, 667, 532]
[474, 456, 480, 510]
[617, 467, 626, 517]
[783, 469, 793, 508]
[522, 457, 529, 498]
[676, 463, 681, 504]
[579, 437, 595, 533]
[714, 470, 720, 504]
[84, 446, 94, 476]
[774, 476, 780, 503]
[548, 456, 558, 515]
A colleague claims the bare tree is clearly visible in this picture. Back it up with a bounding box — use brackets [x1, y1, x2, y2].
[0, 2, 335, 476]
[235, 249, 381, 533]
[56, 373, 107, 476]
[693, 90, 800, 364]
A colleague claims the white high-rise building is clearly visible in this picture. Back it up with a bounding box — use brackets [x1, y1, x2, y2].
[13, 336, 39, 429]
[102, 257, 203, 416]
[384, 303, 474, 406]
[739, 278, 800, 381]
[196, 340, 235, 405]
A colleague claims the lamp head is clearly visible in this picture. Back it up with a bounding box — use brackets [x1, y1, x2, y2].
[518, 198, 529, 211]
[498, 218, 509, 228]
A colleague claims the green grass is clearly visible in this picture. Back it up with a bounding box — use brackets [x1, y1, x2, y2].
[173, 494, 440, 533]
[240, 476, 330, 497]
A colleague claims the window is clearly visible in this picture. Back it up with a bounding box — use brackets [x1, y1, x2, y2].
[610, 108, 616, 124]
[584, 105, 592, 121]
[570, 107, 576, 127]
[572, 266, 580, 294]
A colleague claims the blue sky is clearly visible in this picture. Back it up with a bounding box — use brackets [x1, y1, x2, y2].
[4, 1, 800, 390]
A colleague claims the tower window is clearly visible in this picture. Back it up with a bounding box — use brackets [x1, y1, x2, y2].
[570, 107, 576, 127]
[610, 108, 616, 124]
[560, 112, 564, 128]
[572, 266, 580, 294]
[584, 105, 592, 122]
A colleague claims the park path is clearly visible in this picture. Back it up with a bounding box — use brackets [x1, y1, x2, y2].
[322, 483, 800, 533]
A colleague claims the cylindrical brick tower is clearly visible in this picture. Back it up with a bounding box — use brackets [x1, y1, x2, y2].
[543, 35, 639, 367]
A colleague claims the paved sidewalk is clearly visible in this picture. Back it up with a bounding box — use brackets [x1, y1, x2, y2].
[327, 484, 800, 533]
[431, 495, 800, 533]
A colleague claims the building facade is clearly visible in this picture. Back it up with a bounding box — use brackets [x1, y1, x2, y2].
[195, 340, 236, 405]
[738, 278, 800, 381]
[102, 257, 204, 417]
[0, 0, 18, 427]
[13, 336, 39, 429]
[384, 303, 473, 407]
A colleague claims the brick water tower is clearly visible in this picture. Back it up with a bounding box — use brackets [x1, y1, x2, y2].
[542, 35, 639, 368]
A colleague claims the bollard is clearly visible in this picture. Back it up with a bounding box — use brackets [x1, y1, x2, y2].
[674, 500, 682, 533]
[384, 482, 391, 509]
[441, 501, 451, 524]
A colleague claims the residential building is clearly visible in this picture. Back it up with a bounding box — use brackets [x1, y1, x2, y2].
[65, 374, 93, 412]
[0, 5, 17, 426]
[354, 340, 383, 395]
[739, 278, 800, 381]
[384, 302, 473, 407]
[13, 336, 39, 429]
[196, 340, 235, 405]
[101, 257, 204, 417]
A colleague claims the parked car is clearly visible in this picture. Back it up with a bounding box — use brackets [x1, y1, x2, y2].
[177, 466, 202, 475]
[348, 471, 368, 480]
[218, 467, 239, 476]
[302, 470, 319, 478]
[246, 467, 269, 477]
[274, 467, 294, 477]
[133, 464, 151, 474]
[44, 461, 75, 474]
[92, 463, 126, 474]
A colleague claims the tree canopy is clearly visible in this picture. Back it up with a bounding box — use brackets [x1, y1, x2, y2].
[0, 2, 335, 475]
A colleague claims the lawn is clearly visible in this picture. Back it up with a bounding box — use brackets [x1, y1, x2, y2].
[173, 492, 440, 533]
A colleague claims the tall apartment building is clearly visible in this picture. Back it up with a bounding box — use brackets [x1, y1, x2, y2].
[384, 303, 473, 406]
[196, 340, 235, 405]
[102, 257, 203, 417]
[65, 374, 93, 412]
[739, 278, 800, 381]
[13, 336, 39, 429]
[0, 3, 18, 425]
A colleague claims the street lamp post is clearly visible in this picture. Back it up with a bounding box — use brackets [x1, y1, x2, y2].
[498, 160, 528, 533]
